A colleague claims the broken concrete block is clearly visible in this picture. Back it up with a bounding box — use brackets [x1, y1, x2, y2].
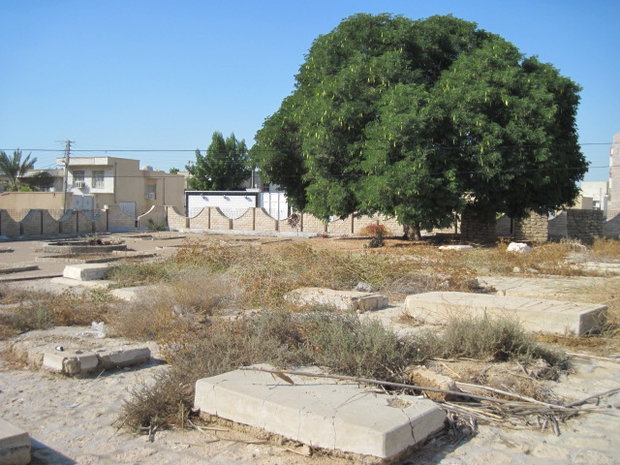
[405, 366, 461, 401]
[97, 347, 151, 369]
[404, 291, 607, 336]
[0, 419, 30, 465]
[42, 350, 99, 375]
[284, 287, 388, 312]
[195, 366, 445, 459]
[63, 263, 109, 281]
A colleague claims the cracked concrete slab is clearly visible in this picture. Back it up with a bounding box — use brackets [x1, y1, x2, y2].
[194, 365, 445, 459]
[284, 287, 388, 312]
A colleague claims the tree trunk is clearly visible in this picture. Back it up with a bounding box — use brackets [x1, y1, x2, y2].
[403, 223, 422, 241]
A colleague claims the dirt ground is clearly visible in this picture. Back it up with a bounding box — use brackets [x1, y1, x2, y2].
[1, 231, 619, 464]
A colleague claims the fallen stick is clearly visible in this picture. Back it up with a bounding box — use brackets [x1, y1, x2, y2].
[455, 381, 563, 409]
[565, 387, 620, 408]
[239, 366, 560, 407]
[566, 352, 620, 363]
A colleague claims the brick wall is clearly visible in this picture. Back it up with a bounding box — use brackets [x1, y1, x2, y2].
[209, 208, 232, 230]
[302, 213, 327, 233]
[232, 209, 254, 231]
[137, 205, 167, 229]
[20, 210, 41, 235]
[42, 210, 61, 235]
[327, 215, 354, 234]
[106, 205, 135, 231]
[255, 208, 277, 232]
[189, 208, 210, 229]
[167, 206, 189, 229]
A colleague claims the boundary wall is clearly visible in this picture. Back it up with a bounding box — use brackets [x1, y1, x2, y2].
[0, 204, 615, 244]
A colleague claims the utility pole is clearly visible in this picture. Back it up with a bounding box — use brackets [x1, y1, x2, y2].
[62, 140, 74, 213]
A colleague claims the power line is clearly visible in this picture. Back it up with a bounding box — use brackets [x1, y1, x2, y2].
[0, 142, 618, 153]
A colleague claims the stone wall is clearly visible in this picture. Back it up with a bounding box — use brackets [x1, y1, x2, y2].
[566, 209, 603, 244]
[549, 209, 604, 244]
[603, 213, 620, 238]
[513, 212, 548, 242]
[460, 211, 497, 243]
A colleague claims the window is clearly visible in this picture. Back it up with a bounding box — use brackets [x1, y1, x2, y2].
[145, 183, 156, 200]
[73, 170, 85, 187]
[92, 170, 105, 189]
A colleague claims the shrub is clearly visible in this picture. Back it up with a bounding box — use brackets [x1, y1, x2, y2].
[420, 315, 569, 369]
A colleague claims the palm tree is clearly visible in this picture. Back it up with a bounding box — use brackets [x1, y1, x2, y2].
[0, 149, 37, 191]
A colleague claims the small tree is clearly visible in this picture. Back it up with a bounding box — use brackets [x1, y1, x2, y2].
[0, 149, 37, 191]
[186, 132, 250, 190]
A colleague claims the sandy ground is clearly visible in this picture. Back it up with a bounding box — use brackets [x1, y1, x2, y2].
[1, 337, 619, 465]
[1, 233, 619, 464]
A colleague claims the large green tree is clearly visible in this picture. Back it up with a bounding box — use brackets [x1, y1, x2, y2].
[251, 14, 587, 239]
[186, 132, 250, 190]
[0, 149, 37, 191]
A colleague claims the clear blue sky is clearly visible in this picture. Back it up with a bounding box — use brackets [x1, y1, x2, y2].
[1, 0, 618, 181]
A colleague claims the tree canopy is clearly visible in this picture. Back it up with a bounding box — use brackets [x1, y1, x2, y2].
[186, 132, 250, 190]
[251, 14, 587, 238]
[0, 149, 37, 191]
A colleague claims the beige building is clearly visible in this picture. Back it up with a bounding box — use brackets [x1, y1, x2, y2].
[0, 156, 185, 215]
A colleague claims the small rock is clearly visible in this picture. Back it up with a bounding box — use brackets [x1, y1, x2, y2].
[506, 242, 532, 254]
[355, 281, 374, 292]
[405, 366, 462, 401]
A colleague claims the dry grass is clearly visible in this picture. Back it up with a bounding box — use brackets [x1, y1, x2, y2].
[590, 237, 620, 260]
[109, 241, 481, 309]
[0, 289, 112, 340]
[117, 310, 565, 432]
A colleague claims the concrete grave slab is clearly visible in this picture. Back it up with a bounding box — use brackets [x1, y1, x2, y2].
[437, 245, 473, 251]
[195, 366, 445, 459]
[8, 326, 153, 376]
[96, 347, 151, 369]
[404, 291, 607, 336]
[50, 277, 112, 289]
[285, 287, 388, 312]
[62, 263, 110, 281]
[43, 350, 99, 375]
[110, 285, 158, 302]
[478, 275, 610, 300]
[0, 418, 31, 465]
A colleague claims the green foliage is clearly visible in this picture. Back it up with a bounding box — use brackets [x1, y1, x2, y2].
[20, 171, 54, 191]
[186, 132, 250, 190]
[0, 149, 37, 191]
[252, 13, 586, 231]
